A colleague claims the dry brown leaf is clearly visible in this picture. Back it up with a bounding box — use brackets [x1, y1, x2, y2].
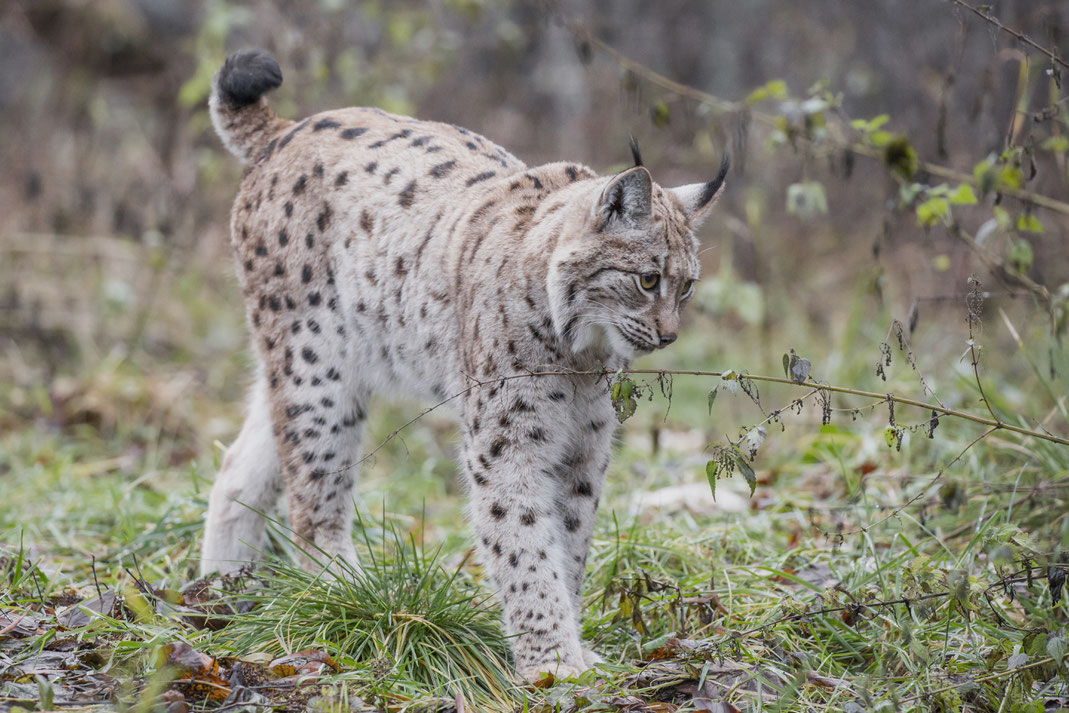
[269, 649, 340, 678]
[806, 670, 845, 689]
[0, 611, 45, 637]
[159, 642, 231, 702]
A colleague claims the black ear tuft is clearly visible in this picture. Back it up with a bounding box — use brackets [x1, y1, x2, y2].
[217, 50, 283, 108]
[628, 134, 643, 167]
[698, 153, 731, 207]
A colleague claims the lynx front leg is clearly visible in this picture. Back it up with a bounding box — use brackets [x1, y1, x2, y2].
[554, 384, 615, 667]
[462, 384, 587, 681]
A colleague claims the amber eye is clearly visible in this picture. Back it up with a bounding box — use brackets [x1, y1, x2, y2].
[639, 273, 660, 291]
[681, 279, 695, 298]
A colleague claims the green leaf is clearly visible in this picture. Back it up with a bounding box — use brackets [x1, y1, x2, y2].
[610, 373, 638, 423]
[36, 675, 54, 711]
[746, 79, 788, 104]
[1008, 238, 1034, 274]
[884, 427, 898, 448]
[705, 460, 719, 500]
[1041, 135, 1069, 153]
[1048, 634, 1066, 667]
[782, 352, 791, 379]
[948, 183, 978, 205]
[734, 452, 757, 497]
[916, 197, 949, 227]
[650, 101, 670, 129]
[998, 165, 1022, 190]
[786, 181, 828, 217]
[706, 385, 719, 415]
[992, 205, 1010, 229]
[1016, 214, 1044, 234]
[974, 158, 998, 195]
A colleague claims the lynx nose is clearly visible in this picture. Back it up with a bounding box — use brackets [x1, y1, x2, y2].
[658, 333, 677, 346]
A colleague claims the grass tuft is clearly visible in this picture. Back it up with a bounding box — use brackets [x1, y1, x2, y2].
[217, 525, 517, 705]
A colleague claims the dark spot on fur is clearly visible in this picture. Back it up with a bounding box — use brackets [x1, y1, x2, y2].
[316, 204, 332, 232]
[313, 117, 341, 132]
[398, 180, 417, 208]
[340, 127, 367, 140]
[466, 171, 496, 187]
[334, 171, 348, 187]
[429, 160, 457, 178]
[490, 502, 507, 520]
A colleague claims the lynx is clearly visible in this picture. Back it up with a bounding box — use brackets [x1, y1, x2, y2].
[201, 50, 727, 681]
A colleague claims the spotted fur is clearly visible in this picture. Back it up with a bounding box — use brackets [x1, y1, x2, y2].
[201, 50, 727, 681]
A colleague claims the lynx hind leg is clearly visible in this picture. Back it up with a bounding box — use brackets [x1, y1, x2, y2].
[202, 372, 283, 576]
[271, 355, 369, 576]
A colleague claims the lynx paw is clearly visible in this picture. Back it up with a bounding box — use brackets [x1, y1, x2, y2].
[581, 647, 605, 669]
[518, 660, 586, 685]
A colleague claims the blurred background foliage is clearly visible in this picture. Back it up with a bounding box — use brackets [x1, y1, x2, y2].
[0, 0, 1067, 516]
[3, 3, 1069, 709]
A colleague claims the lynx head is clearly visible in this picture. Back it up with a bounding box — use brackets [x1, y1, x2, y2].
[549, 154, 728, 361]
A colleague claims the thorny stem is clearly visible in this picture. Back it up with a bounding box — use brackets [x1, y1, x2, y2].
[557, 15, 1069, 218]
[594, 369, 1067, 445]
[340, 367, 1068, 480]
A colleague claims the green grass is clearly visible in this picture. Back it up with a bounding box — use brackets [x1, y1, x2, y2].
[2, 246, 1068, 712]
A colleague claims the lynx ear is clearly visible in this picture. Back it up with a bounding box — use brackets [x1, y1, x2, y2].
[597, 166, 652, 228]
[670, 154, 730, 228]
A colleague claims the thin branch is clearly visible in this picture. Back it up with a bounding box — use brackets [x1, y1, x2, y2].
[834, 425, 998, 536]
[951, 0, 1069, 72]
[559, 17, 1069, 218]
[900, 656, 1056, 705]
[324, 364, 1068, 486]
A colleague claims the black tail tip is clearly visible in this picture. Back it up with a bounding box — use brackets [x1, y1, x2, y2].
[217, 50, 282, 107]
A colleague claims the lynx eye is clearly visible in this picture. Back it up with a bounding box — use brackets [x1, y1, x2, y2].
[681, 279, 695, 298]
[639, 273, 660, 291]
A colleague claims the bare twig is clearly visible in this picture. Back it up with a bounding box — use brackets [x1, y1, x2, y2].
[556, 14, 1069, 217]
[950, 0, 1069, 72]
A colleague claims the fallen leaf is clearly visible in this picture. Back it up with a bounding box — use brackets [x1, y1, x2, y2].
[269, 650, 340, 678]
[0, 611, 44, 638]
[159, 642, 230, 702]
[57, 591, 120, 628]
[157, 690, 190, 713]
[806, 670, 844, 688]
[531, 672, 555, 689]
